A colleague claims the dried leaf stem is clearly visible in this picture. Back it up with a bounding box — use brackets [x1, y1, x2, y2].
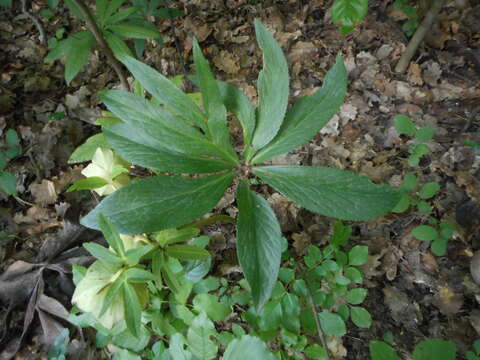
[70, 0, 129, 90]
[20, 0, 46, 45]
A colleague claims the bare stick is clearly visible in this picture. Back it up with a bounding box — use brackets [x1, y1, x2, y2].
[21, 0, 46, 45]
[70, 0, 130, 91]
[395, 0, 446, 73]
[307, 286, 331, 360]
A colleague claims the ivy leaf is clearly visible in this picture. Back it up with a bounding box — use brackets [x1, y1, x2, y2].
[331, 0, 369, 34]
[250, 19, 289, 151]
[418, 182, 440, 199]
[236, 180, 282, 311]
[192, 293, 231, 322]
[81, 172, 234, 234]
[350, 306, 372, 328]
[251, 56, 347, 164]
[412, 225, 438, 241]
[369, 341, 401, 360]
[186, 312, 218, 360]
[394, 114, 416, 136]
[223, 335, 276, 360]
[254, 166, 401, 221]
[318, 312, 346, 336]
[415, 126, 435, 142]
[412, 339, 456, 360]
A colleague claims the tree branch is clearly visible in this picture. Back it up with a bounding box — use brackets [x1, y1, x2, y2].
[70, 0, 130, 91]
[395, 0, 446, 73]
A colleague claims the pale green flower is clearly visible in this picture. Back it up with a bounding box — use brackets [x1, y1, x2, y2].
[72, 260, 149, 330]
[81, 147, 130, 196]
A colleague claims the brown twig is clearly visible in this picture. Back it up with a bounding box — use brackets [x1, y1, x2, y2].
[70, 0, 130, 91]
[306, 285, 331, 360]
[20, 0, 46, 45]
[395, 0, 446, 73]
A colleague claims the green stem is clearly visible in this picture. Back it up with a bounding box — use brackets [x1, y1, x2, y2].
[306, 286, 331, 360]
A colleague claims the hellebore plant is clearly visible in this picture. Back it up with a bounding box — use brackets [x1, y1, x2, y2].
[80, 20, 400, 310]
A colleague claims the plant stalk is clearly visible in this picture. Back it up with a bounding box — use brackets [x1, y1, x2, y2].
[395, 0, 446, 73]
[306, 286, 331, 360]
[70, 0, 130, 91]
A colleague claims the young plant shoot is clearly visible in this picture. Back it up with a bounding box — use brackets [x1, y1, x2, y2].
[80, 20, 401, 311]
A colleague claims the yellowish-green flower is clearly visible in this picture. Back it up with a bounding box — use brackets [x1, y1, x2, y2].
[72, 260, 148, 330]
[81, 147, 130, 196]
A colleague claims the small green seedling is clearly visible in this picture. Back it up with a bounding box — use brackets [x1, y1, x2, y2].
[370, 338, 457, 360]
[0, 129, 21, 196]
[331, 0, 369, 34]
[79, 20, 400, 312]
[466, 339, 480, 360]
[44, 0, 162, 84]
[394, 0, 419, 36]
[412, 220, 455, 256]
[394, 114, 435, 167]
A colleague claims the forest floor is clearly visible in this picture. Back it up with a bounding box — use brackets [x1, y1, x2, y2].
[0, 0, 480, 359]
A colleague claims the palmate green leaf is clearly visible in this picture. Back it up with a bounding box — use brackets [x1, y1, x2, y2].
[254, 166, 401, 221]
[103, 122, 234, 174]
[250, 19, 289, 152]
[101, 90, 227, 160]
[109, 24, 161, 40]
[96, 0, 108, 23]
[186, 312, 218, 360]
[412, 339, 456, 360]
[83, 242, 123, 266]
[120, 56, 206, 130]
[331, 0, 369, 34]
[99, 275, 124, 317]
[64, 0, 85, 20]
[369, 341, 401, 360]
[125, 245, 154, 266]
[223, 335, 276, 360]
[193, 38, 236, 160]
[251, 56, 347, 164]
[217, 81, 255, 148]
[65, 31, 95, 85]
[165, 245, 210, 260]
[81, 172, 234, 234]
[236, 180, 282, 311]
[122, 282, 142, 337]
[104, 0, 126, 21]
[123, 268, 156, 283]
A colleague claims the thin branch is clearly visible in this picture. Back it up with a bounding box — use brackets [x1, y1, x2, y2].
[306, 285, 331, 360]
[395, 0, 446, 73]
[21, 0, 46, 45]
[70, 0, 130, 91]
